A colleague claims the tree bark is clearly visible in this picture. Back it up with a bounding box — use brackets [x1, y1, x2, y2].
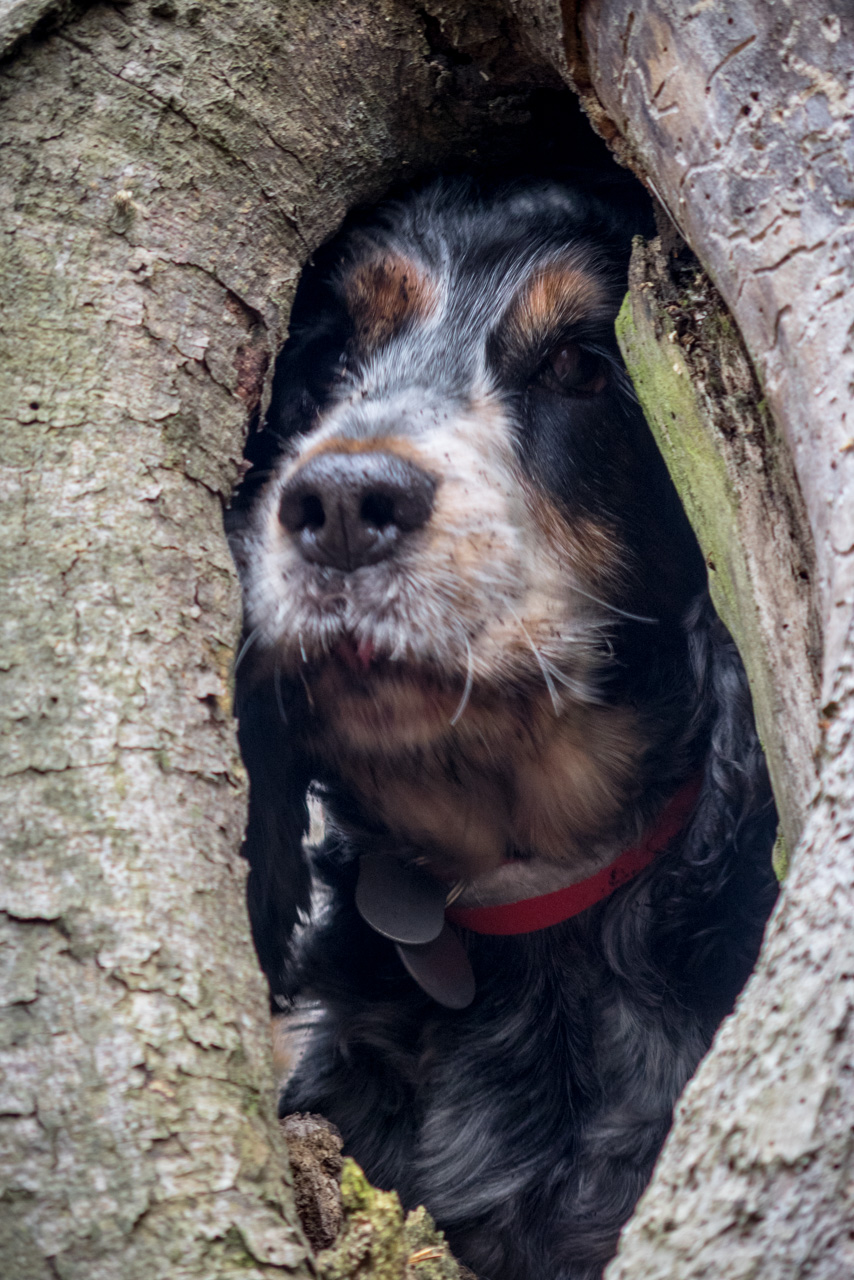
[0, 1, 550, 1274]
[2, 0, 851, 1276]
[0, 2, 311, 1272]
[615, 237, 820, 856]
[557, 3, 854, 1275]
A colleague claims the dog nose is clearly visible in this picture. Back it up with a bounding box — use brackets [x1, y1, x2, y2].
[279, 450, 436, 571]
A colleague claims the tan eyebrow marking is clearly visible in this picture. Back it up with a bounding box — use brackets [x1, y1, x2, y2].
[343, 253, 438, 349]
[504, 262, 606, 351]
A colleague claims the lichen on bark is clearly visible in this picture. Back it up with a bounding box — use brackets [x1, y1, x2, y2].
[316, 1161, 469, 1280]
[616, 233, 820, 849]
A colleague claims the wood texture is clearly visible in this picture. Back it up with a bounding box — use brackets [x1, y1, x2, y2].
[0, 1, 552, 1274]
[561, 3, 854, 1275]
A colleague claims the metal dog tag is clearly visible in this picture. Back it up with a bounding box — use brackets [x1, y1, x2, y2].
[396, 925, 476, 1009]
[356, 853, 447, 945]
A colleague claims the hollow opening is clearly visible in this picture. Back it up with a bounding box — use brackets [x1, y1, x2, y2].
[226, 29, 778, 1280]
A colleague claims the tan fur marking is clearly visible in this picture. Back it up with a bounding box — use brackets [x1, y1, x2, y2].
[319, 669, 647, 879]
[511, 703, 643, 861]
[308, 665, 460, 755]
[297, 433, 433, 468]
[523, 482, 627, 593]
[506, 263, 604, 350]
[344, 761, 512, 878]
[344, 254, 438, 349]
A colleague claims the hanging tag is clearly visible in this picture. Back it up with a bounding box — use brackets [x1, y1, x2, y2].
[356, 853, 447, 945]
[396, 924, 476, 1009]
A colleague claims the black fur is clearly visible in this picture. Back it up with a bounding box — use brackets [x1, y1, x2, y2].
[229, 179, 777, 1280]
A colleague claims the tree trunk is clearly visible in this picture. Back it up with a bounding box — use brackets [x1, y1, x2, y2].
[559, 3, 854, 1275]
[1, 0, 851, 1276]
[0, 1, 561, 1274]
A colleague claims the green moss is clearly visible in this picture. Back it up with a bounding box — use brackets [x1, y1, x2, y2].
[615, 293, 746, 645]
[402, 1206, 463, 1279]
[316, 1162, 406, 1279]
[316, 1161, 464, 1280]
[772, 830, 789, 882]
[616, 283, 795, 846]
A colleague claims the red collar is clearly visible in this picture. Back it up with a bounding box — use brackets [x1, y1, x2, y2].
[445, 773, 703, 936]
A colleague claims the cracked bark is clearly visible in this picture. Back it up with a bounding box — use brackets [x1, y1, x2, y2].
[0, 1, 560, 1275]
[2, 0, 852, 1276]
[556, 3, 854, 1276]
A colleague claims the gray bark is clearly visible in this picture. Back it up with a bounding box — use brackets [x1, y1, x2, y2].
[561, 3, 854, 1276]
[0, 0, 540, 1274]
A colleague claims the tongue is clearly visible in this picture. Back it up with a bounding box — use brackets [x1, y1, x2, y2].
[357, 638, 375, 669]
[336, 636, 375, 673]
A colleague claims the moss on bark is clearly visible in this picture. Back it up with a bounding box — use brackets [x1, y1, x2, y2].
[617, 237, 819, 850]
[316, 1162, 469, 1280]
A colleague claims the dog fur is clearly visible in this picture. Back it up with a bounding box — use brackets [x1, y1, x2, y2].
[228, 179, 777, 1280]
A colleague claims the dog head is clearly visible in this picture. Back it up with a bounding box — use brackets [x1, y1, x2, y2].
[233, 180, 706, 883]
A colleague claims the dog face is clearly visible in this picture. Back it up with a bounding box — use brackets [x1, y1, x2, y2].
[235, 182, 704, 880]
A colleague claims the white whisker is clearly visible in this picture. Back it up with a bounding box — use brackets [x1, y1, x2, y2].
[569, 581, 658, 625]
[299, 669, 315, 711]
[537, 658, 562, 715]
[275, 662, 288, 724]
[450, 632, 474, 727]
[445, 880, 467, 906]
[509, 608, 562, 716]
[233, 625, 262, 677]
[537, 652, 590, 701]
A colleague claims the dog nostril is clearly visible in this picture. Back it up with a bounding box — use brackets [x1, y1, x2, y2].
[280, 490, 325, 533]
[360, 492, 395, 529]
[299, 493, 325, 530]
[278, 450, 436, 571]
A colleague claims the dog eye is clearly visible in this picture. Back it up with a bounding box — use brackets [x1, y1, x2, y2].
[538, 343, 607, 396]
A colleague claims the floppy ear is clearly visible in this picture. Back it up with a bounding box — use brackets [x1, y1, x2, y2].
[666, 593, 779, 1014]
[684, 594, 772, 845]
[225, 264, 353, 1005]
[235, 665, 313, 1006]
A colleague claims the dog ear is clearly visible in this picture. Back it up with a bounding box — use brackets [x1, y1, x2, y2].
[225, 266, 352, 1006]
[669, 593, 778, 1013]
[684, 594, 772, 845]
[235, 663, 313, 1006]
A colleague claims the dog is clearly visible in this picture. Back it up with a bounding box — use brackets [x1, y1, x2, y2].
[228, 178, 778, 1280]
